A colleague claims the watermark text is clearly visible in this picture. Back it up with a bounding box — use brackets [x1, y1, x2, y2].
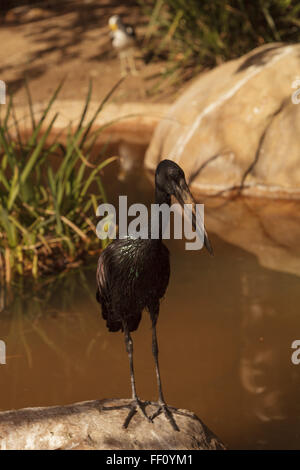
[0, 340, 6, 365]
[0, 80, 5, 104]
[96, 196, 206, 250]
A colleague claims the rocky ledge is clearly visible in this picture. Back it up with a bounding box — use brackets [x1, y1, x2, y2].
[0, 398, 225, 450]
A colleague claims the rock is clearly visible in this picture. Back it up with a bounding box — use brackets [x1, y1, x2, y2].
[204, 196, 300, 277]
[0, 399, 226, 450]
[145, 43, 300, 199]
[12, 101, 169, 146]
[145, 43, 300, 276]
[9, 101, 169, 168]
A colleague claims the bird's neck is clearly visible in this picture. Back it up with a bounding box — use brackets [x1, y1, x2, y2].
[154, 186, 171, 240]
[155, 187, 170, 206]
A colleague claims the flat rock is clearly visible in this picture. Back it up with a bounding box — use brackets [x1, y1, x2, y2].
[0, 399, 226, 450]
[3, 101, 169, 176]
[6, 101, 169, 148]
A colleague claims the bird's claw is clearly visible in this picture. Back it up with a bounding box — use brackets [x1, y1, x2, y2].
[149, 402, 180, 432]
[123, 398, 152, 429]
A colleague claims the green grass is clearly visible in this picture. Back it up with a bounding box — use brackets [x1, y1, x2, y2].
[139, 0, 300, 91]
[0, 79, 122, 284]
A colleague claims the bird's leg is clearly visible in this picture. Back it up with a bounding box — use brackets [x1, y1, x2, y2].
[150, 316, 179, 432]
[124, 54, 130, 75]
[128, 50, 138, 76]
[152, 321, 165, 404]
[123, 324, 152, 428]
[119, 52, 127, 77]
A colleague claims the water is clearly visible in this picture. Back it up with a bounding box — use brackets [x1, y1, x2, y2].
[1, 165, 300, 450]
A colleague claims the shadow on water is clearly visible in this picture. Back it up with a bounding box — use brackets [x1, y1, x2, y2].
[1, 165, 300, 450]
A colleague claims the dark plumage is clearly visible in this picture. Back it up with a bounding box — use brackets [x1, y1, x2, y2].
[96, 159, 212, 430]
[97, 237, 169, 333]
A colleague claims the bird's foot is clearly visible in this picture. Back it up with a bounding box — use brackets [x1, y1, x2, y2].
[123, 398, 152, 429]
[102, 398, 152, 428]
[149, 401, 180, 432]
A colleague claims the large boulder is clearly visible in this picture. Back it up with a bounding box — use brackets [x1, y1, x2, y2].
[145, 43, 300, 198]
[0, 399, 226, 450]
[145, 43, 300, 277]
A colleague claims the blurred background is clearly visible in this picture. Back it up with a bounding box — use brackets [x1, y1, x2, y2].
[1, 0, 300, 102]
[1, 0, 300, 450]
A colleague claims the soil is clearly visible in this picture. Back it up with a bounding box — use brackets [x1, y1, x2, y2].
[0, 0, 184, 107]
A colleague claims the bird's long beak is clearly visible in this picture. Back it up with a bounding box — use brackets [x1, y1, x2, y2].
[109, 23, 118, 31]
[173, 180, 213, 255]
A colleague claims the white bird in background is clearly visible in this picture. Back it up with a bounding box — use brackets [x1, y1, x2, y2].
[108, 15, 138, 77]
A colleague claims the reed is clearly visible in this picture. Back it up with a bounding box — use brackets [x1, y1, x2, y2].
[0, 80, 121, 283]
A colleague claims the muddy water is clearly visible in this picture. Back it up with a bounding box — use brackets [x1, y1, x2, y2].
[1, 166, 300, 450]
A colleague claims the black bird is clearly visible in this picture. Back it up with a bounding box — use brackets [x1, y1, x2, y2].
[96, 159, 213, 430]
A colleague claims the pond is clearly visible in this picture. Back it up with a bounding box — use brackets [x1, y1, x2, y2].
[0, 164, 300, 450]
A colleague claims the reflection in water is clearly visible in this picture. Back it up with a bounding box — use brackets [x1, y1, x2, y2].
[0, 168, 300, 450]
[238, 264, 300, 448]
[240, 282, 285, 421]
[204, 195, 300, 277]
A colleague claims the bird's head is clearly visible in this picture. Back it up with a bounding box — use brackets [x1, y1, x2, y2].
[155, 159, 213, 254]
[108, 15, 121, 31]
[155, 159, 187, 197]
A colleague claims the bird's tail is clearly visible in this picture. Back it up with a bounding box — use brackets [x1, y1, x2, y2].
[105, 310, 142, 333]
